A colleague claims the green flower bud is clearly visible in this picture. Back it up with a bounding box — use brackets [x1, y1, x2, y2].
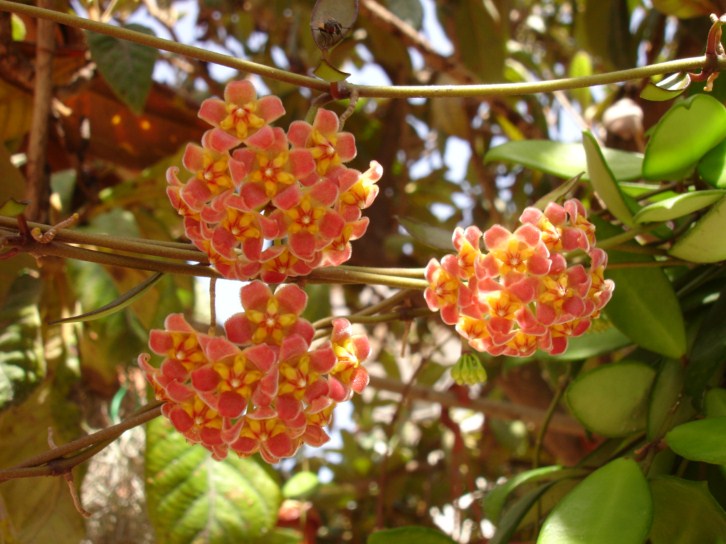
[451, 353, 487, 385]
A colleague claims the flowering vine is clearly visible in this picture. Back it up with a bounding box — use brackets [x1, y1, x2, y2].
[424, 199, 614, 358]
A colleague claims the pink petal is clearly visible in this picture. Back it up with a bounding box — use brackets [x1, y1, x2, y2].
[313, 109, 340, 134]
[245, 125, 276, 150]
[168, 406, 194, 433]
[257, 95, 285, 123]
[289, 148, 316, 178]
[289, 232, 317, 261]
[287, 120, 312, 148]
[544, 202, 567, 224]
[279, 334, 310, 361]
[182, 143, 204, 171]
[310, 344, 336, 373]
[519, 207, 543, 225]
[265, 432, 295, 459]
[240, 281, 273, 310]
[350, 367, 369, 393]
[276, 283, 308, 314]
[327, 376, 347, 402]
[191, 366, 221, 392]
[198, 97, 227, 125]
[483, 224, 511, 251]
[271, 183, 302, 210]
[218, 391, 247, 419]
[224, 314, 253, 345]
[149, 330, 174, 354]
[200, 335, 240, 361]
[336, 132, 357, 162]
[515, 223, 541, 246]
[277, 395, 302, 422]
[310, 178, 339, 206]
[224, 79, 257, 104]
[206, 128, 240, 152]
[303, 425, 330, 447]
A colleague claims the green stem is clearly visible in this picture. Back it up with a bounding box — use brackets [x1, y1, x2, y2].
[0, 1, 722, 98]
[337, 264, 426, 278]
[309, 267, 429, 289]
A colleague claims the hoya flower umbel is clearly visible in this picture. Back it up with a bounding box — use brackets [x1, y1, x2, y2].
[425, 199, 615, 358]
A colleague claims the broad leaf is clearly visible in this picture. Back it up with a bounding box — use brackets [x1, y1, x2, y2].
[368, 526, 456, 544]
[666, 417, 726, 465]
[537, 458, 652, 544]
[649, 476, 726, 544]
[448, 0, 505, 82]
[698, 138, 726, 188]
[398, 216, 455, 252]
[545, 323, 631, 361]
[86, 24, 158, 114]
[282, 471, 320, 499]
[145, 418, 282, 543]
[583, 131, 635, 226]
[634, 190, 725, 223]
[669, 195, 726, 263]
[490, 482, 559, 544]
[566, 361, 656, 437]
[596, 218, 687, 358]
[686, 286, 726, 404]
[0, 79, 33, 142]
[643, 94, 726, 181]
[484, 140, 643, 181]
[705, 388, 726, 417]
[652, 0, 718, 18]
[484, 465, 581, 523]
[0, 273, 45, 412]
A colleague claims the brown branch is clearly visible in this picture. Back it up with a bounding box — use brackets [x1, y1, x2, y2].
[367, 374, 583, 436]
[24, 0, 56, 222]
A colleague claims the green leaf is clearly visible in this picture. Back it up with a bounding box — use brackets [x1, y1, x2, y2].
[490, 481, 559, 544]
[566, 361, 656, 437]
[49, 272, 163, 325]
[484, 465, 579, 523]
[643, 94, 726, 181]
[669, 195, 726, 263]
[596, 217, 687, 358]
[649, 476, 726, 544]
[698, 138, 726, 188]
[666, 417, 726, 465]
[484, 140, 643, 181]
[0, 197, 27, 216]
[145, 418, 282, 544]
[0, 273, 45, 411]
[705, 388, 726, 417]
[647, 359, 694, 440]
[685, 286, 726, 403]
[569, 51, 593, 109]
[652, 0, 716, 18]
[313, 59, 351, 82]
[640, 72, 691, 101]
[634, 190, 725, 223]
[86, 24, 158, 114]
[282, 471, 320, 499]
[545, 322, 631, 361]
[368, 526, 456, 544]
[537, 458, 652, 544]
[10, 13, 26, 41]
[583, 131, 635, 226]
[386, 0, 424, 28]
[398, 216, 454, 252]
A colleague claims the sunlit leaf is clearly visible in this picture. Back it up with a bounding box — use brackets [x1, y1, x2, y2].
[643, 94, 726, 181]
[538, 458, 652, 544]
[641, 72, 691, 101]
[398, 216, 454, 252]
[145, 418, 282, 543]
[533, 173, 582, 210]
[484, 140, 643, 181]
[0, 273, 45, 412]
[569, 51, 593, 109]
[666, 417, 726, 465]
[490, 482, 559, 544]
[669, 195, 726, 262]
[634, 190, 725, 223]
[649, 476, 726, 544]
[86, 24, 159, 114]
[566, 361, 656, 437]
[0, 198, 28, 217]
[282, 471, 320, 499]
[313, 59, 351, 82]
[368, 526, 457, 544]
[583, 131, 635, 226]
[651, 0, 718, 18]
[10, 13, 26, 41]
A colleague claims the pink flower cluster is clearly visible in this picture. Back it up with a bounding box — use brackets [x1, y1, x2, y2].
[424, 199, 614, 357]
[139, 281, 370, 463]
[167, 80, 382, 282]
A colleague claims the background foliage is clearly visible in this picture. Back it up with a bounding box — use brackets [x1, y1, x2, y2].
[1, 0, 726, 543]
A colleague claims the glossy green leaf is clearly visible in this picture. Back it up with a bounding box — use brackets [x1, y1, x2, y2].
[145, 418, 281, 544]
[669, 195, 726, 262]
[596, 217, 687, 358]
[0, 273, 45, 411]
[647, 359, 694, 440]
[0, 197, 27, 216]
[649, 476, 726, 544]
[686, 286, 726, 403]
[640, 72, 691, 101]
[10, 13, 26, 41]
[49, 272, 163, 325]
[282, 471, 320, 499]
[86, 24, 158, 114]
[583, 131, 635, 226]
[634, 190, 725, 223]
[368, 526, 456, 544]
[398, 216, 455, 252]
[698, 138, 726, 188]
[643, 94, 726, 180]
[666, 417, 726, 464]
[538, 458, 652, 544]
[490, 482, 559, 544]
[705, 388, 726, 417]
[566, 361, 656, 437]
[485, 465, 580, 523]
[484, 140, 643, 181]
